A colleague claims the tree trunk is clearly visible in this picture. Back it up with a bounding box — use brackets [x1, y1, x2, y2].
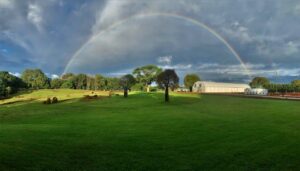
[165, 85, 169, 102]
[124, 87, 128, 98]
[189, 86, 193, 92]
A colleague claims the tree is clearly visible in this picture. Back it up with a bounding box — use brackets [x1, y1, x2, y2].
[250, 77, 270, 88]
[0, 71, 25, 96]
[157, 69, 179, 102]
[184, 74, 200, 92]
[21, 69, 50, 89]
[133, 65, 162, 92]
[120, 74, 136, 97]
[73, 74, 87, 89]
[51, 78, 63, 89]
[0, 79, 5, 98]
[105, 77, 121, 90]
[95, 74, 106, 90]
[291, 80, 300, 87]
[60, 80, 75, 89]
[87, 76, 95, 90]
[61, 73, 75, 80]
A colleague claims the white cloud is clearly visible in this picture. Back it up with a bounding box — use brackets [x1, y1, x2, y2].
[51, 74, 59, 79]
[157, 56, 172, 65]
[0, 0, 14, 8]
[27, 3, 43, 32]
[159, 64, 192, 70]
[284, 41, 299, 55]
[223, 22, 253, 43]
[9, 72, 21, 77]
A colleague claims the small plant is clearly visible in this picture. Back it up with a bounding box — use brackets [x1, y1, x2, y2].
[52, 97, 58, 103]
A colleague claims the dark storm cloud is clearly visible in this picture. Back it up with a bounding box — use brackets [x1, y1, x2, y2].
[0, 0, 300, 82]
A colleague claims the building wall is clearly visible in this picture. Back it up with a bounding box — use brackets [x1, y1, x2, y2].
[193, 81, 250, 93]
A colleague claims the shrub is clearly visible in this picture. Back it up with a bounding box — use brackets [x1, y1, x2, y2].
[44, 98, 51, 104]
[52, 97, 58, 103]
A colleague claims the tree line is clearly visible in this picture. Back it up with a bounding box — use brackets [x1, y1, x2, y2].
[250, 77, 300, 93]
[0, 65, 201, 102]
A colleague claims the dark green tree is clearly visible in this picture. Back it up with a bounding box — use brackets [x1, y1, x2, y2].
[0, 71, 25, 96]
[61, 73, 75, 80]
[51, 78, 63, 89]
[291, 80, 300, 87]
[133, 65, 162, 92]
[157, 69, 179, 102]
[73, 74, 87, 89]
[95, 74, 106, 90]
[184, 74, 200, 92]
[120, 74, 136, 97]
[21, 69, 50, 89]
[250, 77, 270, 88]
[60, 80, 75, 89]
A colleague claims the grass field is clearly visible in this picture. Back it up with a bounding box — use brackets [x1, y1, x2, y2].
[1, 90, 300, 170]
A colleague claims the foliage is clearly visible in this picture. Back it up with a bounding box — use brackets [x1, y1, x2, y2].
[266, 83, 300, 93]
[52, 97, 58, 103]
[157, 69, 179, 102]
[73, 74, 87, 89]
[94, 74, 106, 90]
[184, 74, 200, 92]
[21, 69, 50, 89]
[131, 83, 145, 91]
[0, 71, 25, 97]
[60, 80, 75, 89]
[133, 65, 162, 91]
[51, 78, 63, 89]
[250, 77, 270, 88]
[291, 80, 300, 87]
[120, 74, 136, 97]
[61, 73, 75, 80]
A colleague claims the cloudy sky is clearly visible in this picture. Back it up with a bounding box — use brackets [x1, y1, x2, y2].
[1, 0, 300, 82]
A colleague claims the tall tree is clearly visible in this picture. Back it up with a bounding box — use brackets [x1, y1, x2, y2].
[250, 77, 270, 88]
[133, 65, 162, 92]
[87, 76, 95, 90]
[157, 69, 179, 102]
[291, 80, 300, 87]
[0, 71, 25, 97]
[184, 74, 200, 92]
[21, 69, 50, 89]
[73, 74, 87, 89]
[95, 74, 106, 90]
[120, 74, 136, 97]
[50, 78, 63, 89]
[61, 73, 75, 80]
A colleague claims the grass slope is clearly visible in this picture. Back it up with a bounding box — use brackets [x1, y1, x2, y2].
[1, 92, 300, 170]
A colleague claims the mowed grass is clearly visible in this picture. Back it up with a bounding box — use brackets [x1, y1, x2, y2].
[1, 91, 300, 170]
[0, 89, 110, 105]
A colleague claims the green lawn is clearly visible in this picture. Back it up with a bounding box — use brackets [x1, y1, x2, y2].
[1, 91, 300, 170]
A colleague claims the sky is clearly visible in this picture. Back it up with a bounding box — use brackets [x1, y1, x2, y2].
[0, 0, 300, 83]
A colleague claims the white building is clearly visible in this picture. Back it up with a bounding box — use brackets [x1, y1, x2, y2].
[193, 81, 250, 93]
[245, 88, 268, 96]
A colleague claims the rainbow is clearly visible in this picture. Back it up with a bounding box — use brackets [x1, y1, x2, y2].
[63, 12, 252, 78]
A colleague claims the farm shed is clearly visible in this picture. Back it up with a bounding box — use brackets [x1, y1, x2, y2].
[193, 81, 250, 93]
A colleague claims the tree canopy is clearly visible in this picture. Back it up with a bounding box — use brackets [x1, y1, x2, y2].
[133, 65, 162, 92]
[250, 77, 270, 88]
[184, 74, 200, 92]
[21, 69, 50, 89]
[157, 69, 179, 102]
[120, 74, 136, 97]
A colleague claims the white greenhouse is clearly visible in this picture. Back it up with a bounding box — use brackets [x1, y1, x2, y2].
[192, 81, 250, 93]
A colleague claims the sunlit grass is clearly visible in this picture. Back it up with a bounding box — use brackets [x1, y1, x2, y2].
[0, 91, 300, 170]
